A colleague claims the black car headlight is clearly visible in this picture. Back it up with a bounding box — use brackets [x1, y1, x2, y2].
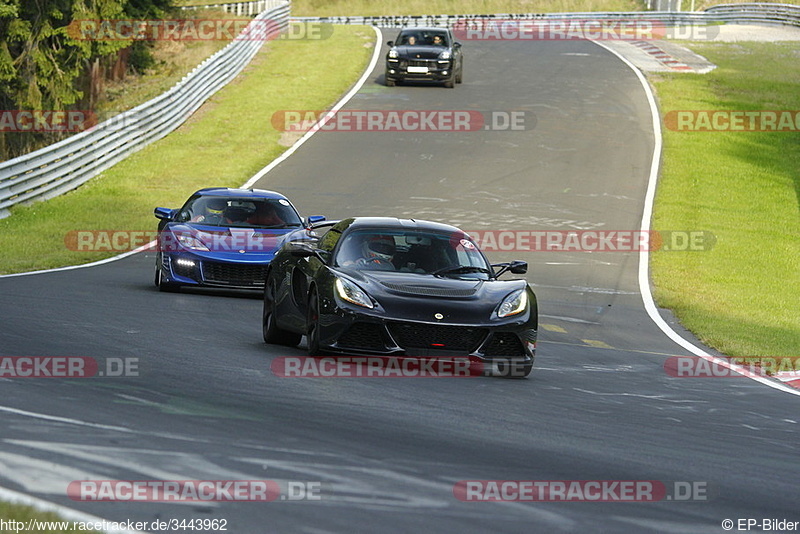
[438, 50, 452, 61]
[388, 48, 399, 59]
[496, 289, 527, 318]
[335, 277, 374, 309]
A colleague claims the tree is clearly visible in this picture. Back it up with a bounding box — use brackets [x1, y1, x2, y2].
[0, 0, 172, 160]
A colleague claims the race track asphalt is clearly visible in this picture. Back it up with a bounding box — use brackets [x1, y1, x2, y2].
[0, 32, 798, 533]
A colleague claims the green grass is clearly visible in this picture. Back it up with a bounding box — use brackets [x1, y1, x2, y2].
[650, 42, 800, 358]
[0, 24, 375, 274]
[0, 502, 97, 533]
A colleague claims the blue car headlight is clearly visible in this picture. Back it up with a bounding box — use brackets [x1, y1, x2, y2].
[496, 289, 527, 318]
[177, 234, 209, 251]
[335, 277, 374, 309]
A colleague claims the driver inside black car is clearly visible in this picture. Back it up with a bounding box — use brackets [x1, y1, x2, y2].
[340, 235, 396, 271]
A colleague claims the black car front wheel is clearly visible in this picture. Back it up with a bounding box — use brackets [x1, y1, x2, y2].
[263, 278, 301, 346]
[385, 74, 396, 87]
[306, 288, 322, 356]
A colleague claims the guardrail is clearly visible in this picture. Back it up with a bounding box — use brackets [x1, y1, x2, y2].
[292, 3, 800, 28]
[0, 2, 289, 219]
[178, 0, 283, 16]
[705, 3, 800, 26]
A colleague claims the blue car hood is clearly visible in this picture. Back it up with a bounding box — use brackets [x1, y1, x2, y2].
[164, 224, 296, 260]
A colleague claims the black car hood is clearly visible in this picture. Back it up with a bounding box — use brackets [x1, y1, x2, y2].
[395, 45, 445, 59]
[338, 269, 529, 324]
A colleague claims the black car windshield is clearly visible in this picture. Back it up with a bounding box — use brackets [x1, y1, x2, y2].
[335, 229, 490, 279]
[398, 30, 449, 46]
[175, 197, 302, 229]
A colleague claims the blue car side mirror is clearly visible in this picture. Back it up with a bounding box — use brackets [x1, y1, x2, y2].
[154, 207, 177, 221]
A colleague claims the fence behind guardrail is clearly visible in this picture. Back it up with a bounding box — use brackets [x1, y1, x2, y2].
[290, 3, 800, 28]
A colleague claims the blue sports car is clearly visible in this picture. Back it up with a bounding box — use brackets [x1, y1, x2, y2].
[153, 188, 324, 292]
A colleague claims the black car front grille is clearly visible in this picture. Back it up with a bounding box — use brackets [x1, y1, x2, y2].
[201, 262, 266, 288]
[408, 59, 438, 67]
[337, 322, 387, 351]
[481, 332, 526, 357]
[379, 281, 478, 298]
[387, 322, 487, 352]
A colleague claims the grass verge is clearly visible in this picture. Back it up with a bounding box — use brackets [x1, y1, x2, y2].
[650, 41, 800, 357]
[0, 24, 375, 274]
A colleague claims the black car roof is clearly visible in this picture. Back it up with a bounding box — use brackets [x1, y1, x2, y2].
[345, 217, 464, 234]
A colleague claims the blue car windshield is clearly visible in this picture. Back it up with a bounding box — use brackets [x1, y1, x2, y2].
[335, 229, 491, 279]
[175, 197, 302, 228]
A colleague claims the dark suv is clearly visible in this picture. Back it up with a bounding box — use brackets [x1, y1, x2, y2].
[385, 27, 463, 88]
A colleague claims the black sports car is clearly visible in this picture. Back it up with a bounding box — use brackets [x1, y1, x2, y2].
[385, 27, 463, 88]
[262, 218, 537, 377]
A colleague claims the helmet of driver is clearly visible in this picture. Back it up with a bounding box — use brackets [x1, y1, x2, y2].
[363, 235, 395, 261]
[205, 198, 227, 215]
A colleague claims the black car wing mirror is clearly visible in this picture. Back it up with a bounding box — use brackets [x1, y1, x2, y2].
[492, 260, 528, 277]
[387, 40, 394, 47]
[290, 243, 329, 264]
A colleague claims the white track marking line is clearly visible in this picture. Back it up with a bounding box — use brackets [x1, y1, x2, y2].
[592, 39, 800, 397]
